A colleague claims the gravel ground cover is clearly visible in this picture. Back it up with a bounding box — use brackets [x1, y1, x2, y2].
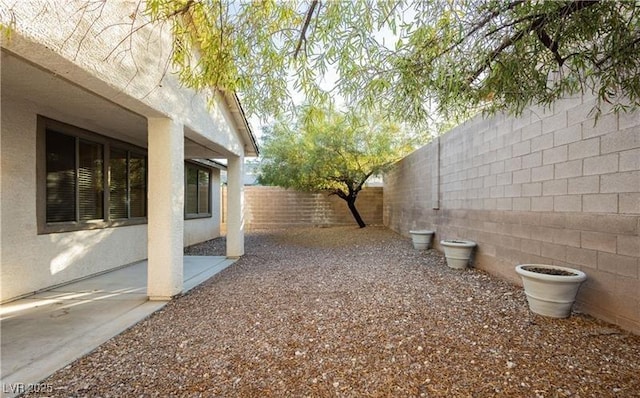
[26, 227, 640, 397]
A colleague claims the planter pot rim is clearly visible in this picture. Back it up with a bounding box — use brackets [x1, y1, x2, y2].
[515, 264, 587, 282]
[440, 239, 476, 248]
[409, 230, 435, 235]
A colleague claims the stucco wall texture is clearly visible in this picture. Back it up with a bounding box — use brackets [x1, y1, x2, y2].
[384, 95, 640, 334]
[0, 92, 222, 301]
[1, 1, 233, 301]
[236, 186, 383, 230]
[0, 93, 222, 301]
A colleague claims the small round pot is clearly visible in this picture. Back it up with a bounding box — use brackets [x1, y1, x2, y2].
[515, 264, 587, 318]
[409, 230, 435, 250]
[440, 239, 476, 269]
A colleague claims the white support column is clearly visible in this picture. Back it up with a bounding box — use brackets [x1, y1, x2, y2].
[226, 154, 244, 258]
[147, 118, 184, 300]
[211, 168, 222, 238]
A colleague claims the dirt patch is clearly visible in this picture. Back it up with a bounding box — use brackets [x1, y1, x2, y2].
[521, 266, 578, 276]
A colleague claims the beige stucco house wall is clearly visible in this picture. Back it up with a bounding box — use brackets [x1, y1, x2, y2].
[0, 1, 258, 302]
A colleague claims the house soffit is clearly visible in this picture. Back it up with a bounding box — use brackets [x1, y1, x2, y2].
[2, 51, 237, 160]
[1, 50, 148, 146]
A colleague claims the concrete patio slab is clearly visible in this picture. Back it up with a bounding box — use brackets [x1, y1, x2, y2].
[0, 256, 234, 397]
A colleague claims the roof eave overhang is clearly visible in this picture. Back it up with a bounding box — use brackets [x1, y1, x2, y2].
[222, 91, 259, 158]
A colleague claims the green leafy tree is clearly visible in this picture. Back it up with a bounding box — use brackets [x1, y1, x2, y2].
[144, 0, 640, 128]
[258, 106, 422, 227]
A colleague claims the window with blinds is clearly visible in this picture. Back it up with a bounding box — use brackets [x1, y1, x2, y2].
[78, 140, 104, 221]
[129, 153, 147, 218]
[198, 169, 210, 214]
[46, 131, 78, 223]
[40, 118, 147, 233]
[109, 149, 147, 220]
[185, 163, 211, 218]
[109, 149, 128, 219]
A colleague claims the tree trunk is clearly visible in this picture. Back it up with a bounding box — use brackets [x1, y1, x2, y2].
[346, 197, 366, 228]
[331, 187, 366, 228]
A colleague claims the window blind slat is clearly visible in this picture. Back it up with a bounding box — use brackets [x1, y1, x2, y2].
[78, 140, 103, 220]
[198, 169, 210, 214]
[46, 131, 76, 223]
[186, 166, 199, 214]
[129, 153, 146, 218]
[109, 149, 128, 219]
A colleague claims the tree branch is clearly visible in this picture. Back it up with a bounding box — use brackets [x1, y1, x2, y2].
[329, 189, 348, 200]
[595, 34, 640, 69]
[294, 0, 318, 59]
[469, 0, 600, 84]
[433, 1, 526, 59]
[468, 29, 526, 84]
[355, 172, 373, 192]
[535, 27, 563, 66]
[171, 0, 196, 18]
[380, 0, 402, 27]
[467, 1, 526, 42]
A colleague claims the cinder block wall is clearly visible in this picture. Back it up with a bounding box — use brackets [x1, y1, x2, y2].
[238, 186, 383, 229]
[384, 95, 640, 334]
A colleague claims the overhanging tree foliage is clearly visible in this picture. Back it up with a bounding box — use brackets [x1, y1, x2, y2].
[258, 106, 422, 228]
[144, 0, 640, 127]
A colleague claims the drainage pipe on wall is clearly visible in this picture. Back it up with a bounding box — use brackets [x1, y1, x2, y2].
[432, 136, 440, 210]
